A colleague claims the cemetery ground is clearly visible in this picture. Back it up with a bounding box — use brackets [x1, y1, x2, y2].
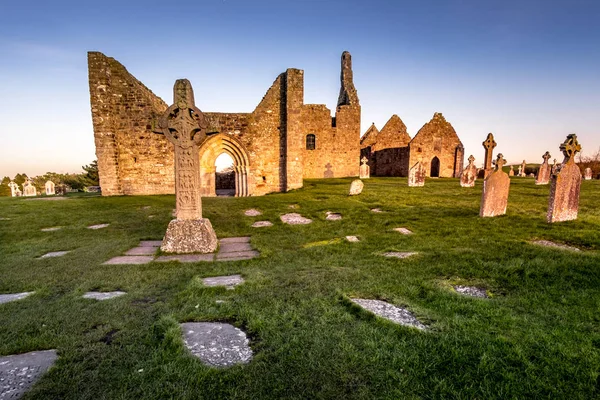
[0, 178, 599, 399]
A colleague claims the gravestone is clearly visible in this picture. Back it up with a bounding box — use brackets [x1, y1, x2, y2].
[154, 79, 217, 254]
[517, 165, 522, 176]
[359, 156, 370, 179]
[8, 181, 19, 197]
[584, 167, 592, 180]
[551, 159, 558, 174]
[519, 160, 526, 177]
[547, 134, 582, 223]
[508, 165, 514, 176]
[460, 155, 477, 187]
[535, 151, 552, 185]
[348, 179, 363, 195]
[408, 160, 426, 187]
[45, 180, 56, 195]
[23, 179, 36, 197]
[482, 133, 497, 178]
[480, 154, 510, 217]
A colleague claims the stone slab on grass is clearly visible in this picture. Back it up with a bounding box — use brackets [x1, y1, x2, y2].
[87, 223, 109, 230]
[345, 236, 360, 242]
[0, 292, 34, 305]
[181, 322, 252, 368]
[0, 218, 11, 221]
[371, 208, 383, 213]
[40, 227, 62, 232]
[83, 291, 127, 300]
[216, 251, 259, 262]
[381, 252, 418, 259]
[531, 240, 581, 252]
[351, 299, 427, 330]
[325, 212, 342, 221]
[124, 246, 157, 256]
[244, 209, 262, 216]
[139, 240, 163, 247]
[155, 254, 215, 263]
[202, 275, 244, 289]
[220, 237, 251, 244]
[38, 251, 70, 259]
[220, 242, 253, 253]
[280, 213, 312, 225]
[103, 256, 154, 265]
[453, 286, 488, 298]
[393, 227, 413, 235]
[0, 350, 58, 399]
[252, 221, 273, 228]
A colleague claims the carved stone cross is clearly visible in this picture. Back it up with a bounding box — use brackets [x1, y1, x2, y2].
[542, 151, 551, 163]
[560, 134, 581, 162]
[361, 156, 368, 165]
[468, 155, 475, 165]
[494, 154, 506, 170]
[482, 133, 497, 177]
[156, 79, 207, 220]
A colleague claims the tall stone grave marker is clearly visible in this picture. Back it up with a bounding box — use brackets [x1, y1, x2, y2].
[482, 133, 497, 178]
[535, 151, 551, 185]
[584, 167, 592, 180]
[551, 159, 558, 174]
[359, 156, 370, 179]
[508, 165, 514, 176]
[460, 155, 477, 187]
[519, 160, 526, 177]
[547, 134, 582, 223]
[480, 154, 510, 217]
[23, 179, 36, 197]
[8, 181, 20, 197]
[154, 79, 217, 253]
[408, 160, 426, 187]
[45, 181, 56, 195]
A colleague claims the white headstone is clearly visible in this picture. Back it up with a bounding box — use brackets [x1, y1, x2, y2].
[45, 180, 56, 195]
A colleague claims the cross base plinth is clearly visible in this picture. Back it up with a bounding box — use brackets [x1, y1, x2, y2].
[161, 218, 218, 254]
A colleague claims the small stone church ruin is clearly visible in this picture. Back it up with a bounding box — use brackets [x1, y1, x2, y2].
[88, 51, 361, 196]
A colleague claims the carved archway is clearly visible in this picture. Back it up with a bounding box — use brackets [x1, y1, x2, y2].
[430, 156, 440, 177]
[198, 134, 252, 197]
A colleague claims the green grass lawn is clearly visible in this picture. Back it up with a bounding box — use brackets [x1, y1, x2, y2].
[1, 177, 599, 399]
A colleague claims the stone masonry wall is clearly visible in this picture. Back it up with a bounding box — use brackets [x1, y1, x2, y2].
[372, 115, 411, 176]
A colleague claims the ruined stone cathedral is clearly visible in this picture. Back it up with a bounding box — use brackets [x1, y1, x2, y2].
[88, 51, 360, 196]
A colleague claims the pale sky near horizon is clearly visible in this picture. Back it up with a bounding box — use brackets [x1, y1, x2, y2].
[0, 0, 599, 178]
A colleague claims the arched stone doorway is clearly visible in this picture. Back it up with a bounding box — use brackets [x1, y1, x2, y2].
[430, 156, 440, 177]
[199, 134, 251, 197]
[215, 153, 235, 196]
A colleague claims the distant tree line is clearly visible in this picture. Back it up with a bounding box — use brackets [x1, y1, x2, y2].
[0, 160, 99, 196]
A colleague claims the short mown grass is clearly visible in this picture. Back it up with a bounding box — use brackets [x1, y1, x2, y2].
[1, 177, 599, 399]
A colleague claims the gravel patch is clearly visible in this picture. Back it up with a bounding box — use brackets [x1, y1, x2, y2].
[453, 286, 488, 298]
[351, 299, 427, 330]
[531, 240, 581, 252]
[280, 213, 312, 225]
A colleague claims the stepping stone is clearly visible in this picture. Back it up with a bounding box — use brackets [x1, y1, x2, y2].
[280, 213, 312, 225]
[180, 322, 252, 367]
[381, 251, 418, 259]
[139, 240, 163, 247]
[288, 204, 298, 209]
[124, 246, 157, 256]
[325, 212, 342, 221]
[103, 256, 154, 265]
[0, 350, 58, 399]
[41, 227, 62, 232]
[87, 223, 109, 230]
[155, 254, 215, 263]
[393, 227, 413, 235]
[220, 237, 251, 244]
[202, 275, 244, 289]
[0, 292, 34, 305]
[453, 286, 488, 298]
[83, 291, 127, 300]
[216, 251, 259, 262]
[38, 251, 70, 259]
[244, 209, 262, 216]
[220, 241, 253, 253]
[371, 208, 383, 213]
[252, 221, 273, 228]
[531, 240, 581, 252]
[345, 236, 360, 242]
[351, 299, 427, 330]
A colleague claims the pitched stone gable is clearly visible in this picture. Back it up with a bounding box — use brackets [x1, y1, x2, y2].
[360, 123, 379, 148]
[373, 114, 411, 152]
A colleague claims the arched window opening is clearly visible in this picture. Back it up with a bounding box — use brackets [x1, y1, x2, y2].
[306, 134, 316, 150]
[430, 156, 440, 178]
[215, 153, 235, 196]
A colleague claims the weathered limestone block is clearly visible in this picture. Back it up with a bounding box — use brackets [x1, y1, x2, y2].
[535, 151, 552, 185]
[547, 134, 582, 223]
[161, 219, 218, 254]
[480, 154, 510, 217]
[460, 155, 477, 187]
[349, 179, 364, 195]
[584, 167, 592, 180]
[482, 133, 496, 178]
[408, 161, 426, 187]
[359, 156, 370, 179]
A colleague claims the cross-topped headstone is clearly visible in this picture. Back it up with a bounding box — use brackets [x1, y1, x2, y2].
[482, 133, 497, 178]
[519, 160, 526, 177]
[494, 154, 506, 170]
[536, 151, 552, 185]
[460, 155, 477, 187]
[480, 153, 510, 217]
[359, 156, 370, 179]
[8, 181, 19, 197]
[548, 134, 582, 222]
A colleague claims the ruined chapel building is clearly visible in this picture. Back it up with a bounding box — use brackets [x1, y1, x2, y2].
[88, 51, 360, 196]
[360, 112, 464, 178]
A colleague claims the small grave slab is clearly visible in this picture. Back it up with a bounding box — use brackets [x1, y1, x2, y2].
[83, 291, 127, 300]
[220, 237, 251, 244]
[280, 213, 312, 225]
[244, 209, 262, 216]
[124, 246, 157, 256]
[0, 292, 34, 305]
[453, 286, 488, 298]
[345, 236, 360, 242]
[393, 227, 413, 235]
[371, 208, 383, 213]
[531, 240, 581, 252]
[0, 350, 58, 399]
[155, 254, 215, 263]
[41, 227, 62, 232]
[202, 275, 244, 289]
[103, 256, 154, 265]
[87, 223, 109, 230]
[325, 212, 342, 221]
[139, 240, 162, 247]
[252, 221, 273, 228]
[181, 322, 252, 367]
[351, 299, 427, 330]
[381, 252, 418, 259]
[38, 251, 70, 259]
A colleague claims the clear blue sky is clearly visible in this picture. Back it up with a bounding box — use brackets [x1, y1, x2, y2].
[0, 0, 599, 177]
